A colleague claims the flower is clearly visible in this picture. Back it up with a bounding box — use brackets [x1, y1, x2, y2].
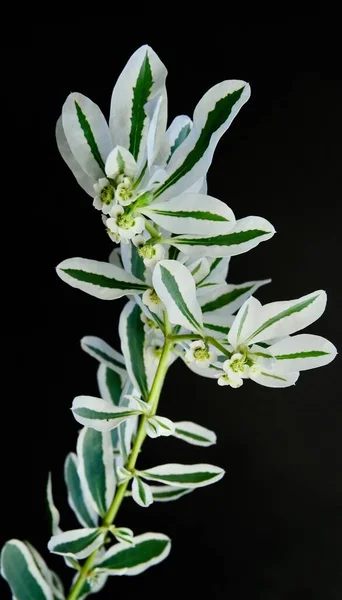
[217, 291, 337, 388]
[93, 178, 115, 214]
[142, 288, 164, 316]
[105, 205, 144, 242]
[185, 340, 217, 369]
[133, 236, 165, 268]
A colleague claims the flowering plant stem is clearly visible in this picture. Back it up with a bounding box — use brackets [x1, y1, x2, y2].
[67, 315, 172, 600]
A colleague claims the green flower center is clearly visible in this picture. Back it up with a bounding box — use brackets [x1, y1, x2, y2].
[100, 185, 115, 205]
[116, 213, 135, 230]
[150, 289, 161, 304]
[194, 348, 210, 361]
[138, 245, 155, 260]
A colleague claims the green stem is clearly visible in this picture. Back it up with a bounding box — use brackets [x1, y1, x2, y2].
[144, 219, 161, 239]
[206, 336, 231, 358]
[67, 316, 172, 600]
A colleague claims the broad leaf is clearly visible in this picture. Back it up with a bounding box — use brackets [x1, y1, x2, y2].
[132, 477, 153, 507]
[64, 453, 98, 528]
[1, 540, 53, 600]
[152, 260, 203, 333]
[168, 216, 275, 258]
[269, 334, 337, 372]
[95, 532, 171, 575]
[142, 193, 235, 235]
[48, 528, 104, 560]
[76, 428, 116, 517]
[173, 421, 216, 447]
[56, 258, 148, 300]
[138, 463, 224, 488]
[72, 396, 140, 432]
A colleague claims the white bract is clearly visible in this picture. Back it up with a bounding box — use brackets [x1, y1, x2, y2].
[2, 44, 337, 600]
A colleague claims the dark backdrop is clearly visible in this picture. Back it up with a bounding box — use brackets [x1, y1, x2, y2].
[2, 25, 341, 599]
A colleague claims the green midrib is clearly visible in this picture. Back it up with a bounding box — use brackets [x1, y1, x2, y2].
[129, 53, 153, 160]
[74, 407, 138, 420]
[75, 101, 106, 172]
[248, 295, 320, 341]
[151, 209, 229, 221]
[172, 229, 269, 246]
[154, 87, 245, 197]
[175, 428, 209, 443]
[86, 345, 125, 369]
[160, 265, 202, 332]
[201, 285, 253, 313]
[144, 471, 218, 484]
[61, 269, 147, 290]
[275, 350, 329, 359]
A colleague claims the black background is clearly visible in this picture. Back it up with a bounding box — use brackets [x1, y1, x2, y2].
[2, 25, 342, 599]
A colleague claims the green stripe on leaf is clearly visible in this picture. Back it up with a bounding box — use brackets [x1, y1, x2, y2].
[201, 285, 253, 313]
[275, 350, 329, 360]
[129, 53, 153, 160]
[155, 87, 245, 197]
[151, 209, 229, 222]
[61, 268, 147, 291]
[75, 101, 106, 172]
[171, 229, 270, 247]
[167, 123, 192, 163]
[159, 265, 202, 333]
[249, 295, 320, 341]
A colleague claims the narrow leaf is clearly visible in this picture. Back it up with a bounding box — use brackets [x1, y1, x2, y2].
[1, 540, 53, 600]
[173, 421, 217, 447]
[139, 463, 224, 488]
[72, 396, 140, 432]
[95, 532, 171, 575]
[64, 453, 98, 528]
[48, 528, 104, 560]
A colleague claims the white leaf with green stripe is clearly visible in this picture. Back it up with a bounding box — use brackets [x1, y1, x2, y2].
[152, 260, 203, 333]
[186, 257, 210, 284]
[64, 453, 98, 528]
[146, 416, 175, 438]
[249, 368, 300, 388]
[132, 477, 153, 507]
[76, 428, 116, 517]
[168, 215, 275, 257]
[138, 463, 225, 489]
[81, 336, 126, 376]
[97, 363, 124, 407]
[48, 528, 104, 560]
[46, 473, 61, 535]
[197, 256, 230, 286]
[156, 114, 192, 166]
[148, 485, 194, 502]
[172, 421, 217, 447]
[94, 532, 171, 575]
[109, 45, 167, 165]
[72, 396, 140, 431]
[56, 117, 96, 196]
[117, 379, 139, 462]
[145, 94, 167, 167]
[142, 193, 235, 235]
[25, 543, 63, 600]
[119, 301, 156, 400]
[112, 527, 134, 545]
[154, 80, 250, 200]
[228, 296, 262, 348]
[108, 247, 123, 269]
[244, 290, 327, 345]
[105, 146, 137, 179]
[120, 236, 147, 282]
[199, 279, 271, 317]
[203, 313, 234, 338]
[1, 540, 54, 600]
[269, 334, 337, 372]
[56, 258, 148, 300]
[62, 92, 111, 179]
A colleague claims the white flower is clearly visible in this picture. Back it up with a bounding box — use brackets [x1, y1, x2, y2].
[106, 205, 144, 242]
[115, 175, 136, 206]
[142, 288, 164, 316]
[93, 177, 116, 214]
[185, 340, 217, 369]
[216, 291, 337, 389]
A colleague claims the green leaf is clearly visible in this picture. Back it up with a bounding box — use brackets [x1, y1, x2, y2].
[48, 528, 104, 559]
[1, 540, 53, 600]
[119, 302, 150, 399]
[129, 53, 153, 160]
[76, 427, 116, 517]
[81, 336, 126, 374]
[64, 453, 98, 528]
[173, 421, 217, 447]
[149, 485, 193, 502]
[95, 533, 171, 575]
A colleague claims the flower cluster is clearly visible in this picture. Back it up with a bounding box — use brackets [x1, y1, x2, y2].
[1, 45, 337, 600]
